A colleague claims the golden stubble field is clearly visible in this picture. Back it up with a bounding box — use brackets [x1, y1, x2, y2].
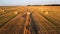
[0, 6, 60, 34]
[28, 6, 60, 21]
[0, 6, 60, 21]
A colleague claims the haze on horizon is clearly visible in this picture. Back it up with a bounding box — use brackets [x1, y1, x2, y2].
[0, 0, 60, 6]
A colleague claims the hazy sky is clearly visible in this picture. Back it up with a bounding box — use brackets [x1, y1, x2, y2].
[0, 0, 60, 6]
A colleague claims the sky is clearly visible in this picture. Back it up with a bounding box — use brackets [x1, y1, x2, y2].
[0, 0, 60, 6]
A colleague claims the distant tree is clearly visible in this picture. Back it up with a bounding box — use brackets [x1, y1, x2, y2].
[27, 5, 30, 6]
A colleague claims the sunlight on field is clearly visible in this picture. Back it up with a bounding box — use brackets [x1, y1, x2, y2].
[27, 12, 30, 15]
[0, 9, 5, 13]
[44, 11, 48, 15]
[2, 10, 5, 12]
[15, 12, 18, 15]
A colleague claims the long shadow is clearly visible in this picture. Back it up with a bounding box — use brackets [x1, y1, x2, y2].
[30, 12, 38, 34]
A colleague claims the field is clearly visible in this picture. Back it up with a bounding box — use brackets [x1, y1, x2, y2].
[0, 6, 60, 34]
